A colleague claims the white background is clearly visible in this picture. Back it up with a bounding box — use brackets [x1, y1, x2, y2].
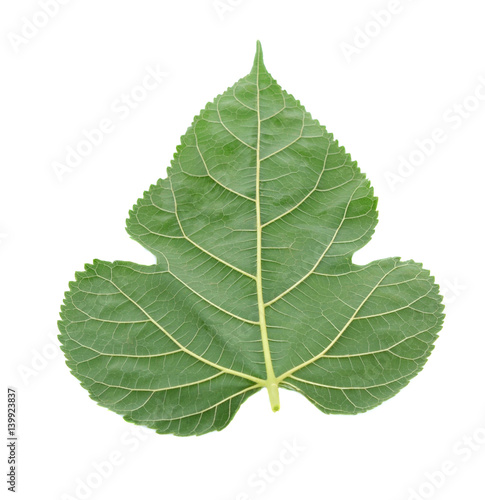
[1, 1, 484, 499]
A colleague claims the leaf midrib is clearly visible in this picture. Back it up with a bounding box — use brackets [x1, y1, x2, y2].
[254, 45, 280, 412]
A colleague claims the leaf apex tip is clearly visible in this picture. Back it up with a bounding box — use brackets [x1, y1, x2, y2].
[252, 40, 266, 73]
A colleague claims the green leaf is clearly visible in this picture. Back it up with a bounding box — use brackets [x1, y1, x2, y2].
[59, 42, 444, 436]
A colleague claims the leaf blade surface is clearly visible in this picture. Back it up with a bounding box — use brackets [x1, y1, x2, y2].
[59, 42, 444, 435]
